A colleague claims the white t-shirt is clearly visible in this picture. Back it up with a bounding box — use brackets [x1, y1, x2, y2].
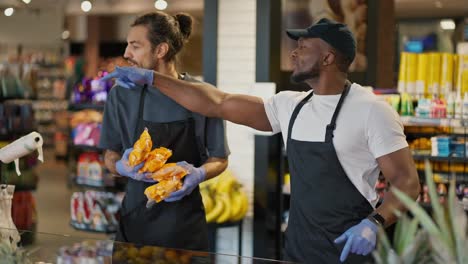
[264, 83, 408, 207]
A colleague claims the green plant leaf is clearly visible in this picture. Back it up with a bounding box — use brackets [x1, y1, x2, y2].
[392, 188, 440, 237]
[424, 160, 453, 250]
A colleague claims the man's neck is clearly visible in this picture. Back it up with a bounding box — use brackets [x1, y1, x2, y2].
[305, 74, 348, 95]
[154, 62, 179, 79]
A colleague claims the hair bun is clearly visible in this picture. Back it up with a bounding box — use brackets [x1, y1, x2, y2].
[174, 13, 193, 40]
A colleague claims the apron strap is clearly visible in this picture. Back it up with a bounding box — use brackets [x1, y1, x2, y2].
[325, 81, 352, 143]
[134, 85, 148, 143]
[287, 91, 314, 143]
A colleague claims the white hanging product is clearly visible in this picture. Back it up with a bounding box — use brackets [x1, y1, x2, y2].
[0, 131, 44, 176]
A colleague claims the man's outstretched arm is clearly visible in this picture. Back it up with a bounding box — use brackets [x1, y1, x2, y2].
[153, 71, 272, 132]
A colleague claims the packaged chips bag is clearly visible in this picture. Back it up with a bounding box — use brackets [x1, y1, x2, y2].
[128, 128, 152, 167]
[138, 147, 172, 173]
[144, 164, 189, 205]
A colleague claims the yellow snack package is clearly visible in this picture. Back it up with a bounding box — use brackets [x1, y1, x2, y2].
[150, 163, 188, 182]
[139, 147, 173, 173]
[128, 128, 152, 167]
[144, 180, 183, 203]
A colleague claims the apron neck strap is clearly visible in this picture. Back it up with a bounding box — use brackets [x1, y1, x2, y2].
[134, 85, 148, 143]
[325, 81, 351, 142]
[287, 90, 314, 143]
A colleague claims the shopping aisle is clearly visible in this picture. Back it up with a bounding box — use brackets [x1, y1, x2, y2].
[34, 149, 106, 240]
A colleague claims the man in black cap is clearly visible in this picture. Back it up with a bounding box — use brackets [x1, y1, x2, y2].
[102, 18, 419, 263]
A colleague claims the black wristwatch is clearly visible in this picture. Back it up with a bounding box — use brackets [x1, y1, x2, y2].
[367, 212, 386, 227]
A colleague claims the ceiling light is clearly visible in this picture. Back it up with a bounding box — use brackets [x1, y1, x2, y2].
[61, 30, 70, 40]
[154, 0, 168, 10]
[435, 1, 443, 8]
[440, 19, 456, 30]
[81, 0, 92, 13]
[22, 0, 31, 4]
[4, 8, 14, 17]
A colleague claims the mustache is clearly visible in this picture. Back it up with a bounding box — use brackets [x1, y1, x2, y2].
[123, 57, 139, 66]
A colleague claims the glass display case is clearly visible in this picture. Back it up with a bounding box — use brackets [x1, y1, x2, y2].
[1, 228, 294, 264]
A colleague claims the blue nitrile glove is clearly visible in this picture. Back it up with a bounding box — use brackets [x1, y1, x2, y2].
[334, 218, 378, 262]
[101, 66, 154, 89]
[115, 148, 154, 182]
[164, 161, 206, 202]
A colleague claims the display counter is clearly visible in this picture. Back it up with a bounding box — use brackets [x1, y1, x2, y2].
[1, 228, 293, 264]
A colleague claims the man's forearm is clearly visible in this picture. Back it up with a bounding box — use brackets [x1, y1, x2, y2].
[104, 150, 121, 175]
[153, 71, 225, 118]
[201, 157, 228, 181]
[375, 172, 420, 227]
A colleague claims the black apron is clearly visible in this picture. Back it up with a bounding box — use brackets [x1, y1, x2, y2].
[115, 85, 209, 251]
[283, 83, 374, 263]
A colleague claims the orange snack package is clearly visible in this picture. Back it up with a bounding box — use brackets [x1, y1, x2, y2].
[150, 163, 188, 182]
[138, 147, 173, 173]
[144, 180, 183, 203]
[128, 128, 152, 166]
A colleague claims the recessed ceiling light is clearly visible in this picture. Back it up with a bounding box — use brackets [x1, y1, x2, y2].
[4, 8, 14, 17]
[435, 1, 443, 8]
[440, 19, 456, 30]
[81, 0, 92, 13]
[155, 0, 168, 10]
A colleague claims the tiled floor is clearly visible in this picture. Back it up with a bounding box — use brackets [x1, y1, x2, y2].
[32, 150, 254, 259]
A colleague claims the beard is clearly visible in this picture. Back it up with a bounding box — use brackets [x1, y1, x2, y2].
[290, 62, 321, 84]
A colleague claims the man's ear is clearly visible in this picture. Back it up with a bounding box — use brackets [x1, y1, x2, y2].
[155, 42, 170, 60]
[323, 51, 336, 66]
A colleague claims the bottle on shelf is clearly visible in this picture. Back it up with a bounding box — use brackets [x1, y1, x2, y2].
[455, 93, 463, 119]
[463, 92, 468, 120]
[446, 92, 455, 119]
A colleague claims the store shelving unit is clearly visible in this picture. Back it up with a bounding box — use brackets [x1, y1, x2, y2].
[66, 100, 125, 234]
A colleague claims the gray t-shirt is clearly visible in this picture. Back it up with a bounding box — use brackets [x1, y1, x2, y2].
[99, 74, 230, 162]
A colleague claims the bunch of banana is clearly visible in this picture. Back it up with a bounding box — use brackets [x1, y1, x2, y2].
[200, 170, 249, 224]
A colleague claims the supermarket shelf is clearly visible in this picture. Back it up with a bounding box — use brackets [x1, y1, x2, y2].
[401, 116, 468, 128]
[72, 176, 121, 192]
[70, 221, 117, 234]
[71, 144, 102, 152]
[417, 170, 468, 183]
[68, 103, 105, 111]
[412, 154, 468, 163]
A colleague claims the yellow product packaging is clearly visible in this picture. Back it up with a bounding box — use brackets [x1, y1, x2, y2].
[428, 53, 441, 96]
[398, 52, 408, 94]
[453, 55, 459, 95]
[461, 55, 468, 95]
[144, 180, 183, 203]
[416, 53, 429, 96]
[129, 128, 152, 167]
[440, 53, 454, 97]
[138, 147, 173, 173]
[406, 53, 418, 95]
[150, 163, 188, 182]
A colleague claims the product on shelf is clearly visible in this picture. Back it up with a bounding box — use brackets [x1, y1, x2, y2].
[112, 243, 202, 264]
[71, 72, 113, 105]
[11, 191, 36, 231]
[398, 52, 468, 98]
[199, 170, 249, 224]
[73, 123, 101, 147]
[76, 152, 114, 188]
[70, 191, 122, 233]
[57, 240, 113, 264]
[70, 110, 103, 147]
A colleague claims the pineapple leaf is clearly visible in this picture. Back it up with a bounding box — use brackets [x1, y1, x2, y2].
[424, 160, 453, 250]
[392, 188, 440, 237]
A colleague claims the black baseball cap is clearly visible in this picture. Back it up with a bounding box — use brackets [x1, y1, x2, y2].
[286, 18, 356, 62]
